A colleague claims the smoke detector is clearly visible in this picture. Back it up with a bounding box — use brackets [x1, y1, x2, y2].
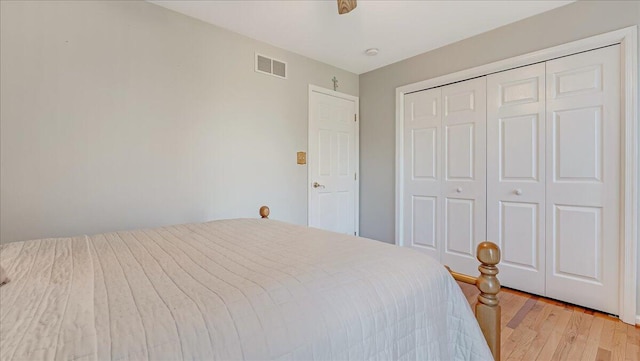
[365, 48, 379, 56]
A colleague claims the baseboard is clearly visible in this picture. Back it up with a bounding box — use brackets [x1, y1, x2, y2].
[636, 315, 640, 326]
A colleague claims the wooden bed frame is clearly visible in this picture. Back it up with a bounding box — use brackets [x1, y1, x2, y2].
[258, 206, 501, 361]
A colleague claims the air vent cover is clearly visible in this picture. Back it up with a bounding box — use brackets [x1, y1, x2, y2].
[255, 53, 287, 79]
[272, 60, 286, 78]
[257, 55, 271, 73]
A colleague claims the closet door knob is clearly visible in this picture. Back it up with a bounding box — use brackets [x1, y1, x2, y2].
[456, 187, 463, 193]
[514, 189, 523, 196]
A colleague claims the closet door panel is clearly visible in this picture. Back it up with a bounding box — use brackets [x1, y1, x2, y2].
[487, 63, 546, 295]
[545, 45, 620, 314]
[402, 88, 442, 260]
[445, 198, 474, 255]
[440, 77, 486, 276]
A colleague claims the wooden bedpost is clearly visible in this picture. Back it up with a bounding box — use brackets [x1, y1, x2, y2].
[476, 241, 501, 361]
[259, 206, 270, 219]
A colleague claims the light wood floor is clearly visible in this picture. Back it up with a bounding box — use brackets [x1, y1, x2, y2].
[458, 282, 640, 361]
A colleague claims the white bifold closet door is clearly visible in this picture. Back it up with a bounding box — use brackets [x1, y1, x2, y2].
[545, 45, 620, 314]
[402, 77, 486, 273]
[487, 63, 546, 295]
[440, 77, 487, 277]
[401, 45, 621, 315]
[403, 88, 442, 260]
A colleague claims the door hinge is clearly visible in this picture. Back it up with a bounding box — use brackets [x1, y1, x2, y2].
[354, 114, 357, 122]
[354, 172, 357, 180]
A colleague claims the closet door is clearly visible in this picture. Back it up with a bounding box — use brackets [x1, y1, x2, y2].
[402, 88, 442, 260]
[545, 45, 620, 314]
[487, 64, 546, 295]
[440, 77, 487, 276]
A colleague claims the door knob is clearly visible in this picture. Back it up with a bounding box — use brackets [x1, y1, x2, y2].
[313, 182, 325, 189]
[514, 189, 523, 196]
[456, 187, 463, 193]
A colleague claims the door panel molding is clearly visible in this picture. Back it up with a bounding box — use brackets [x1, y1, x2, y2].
[440, 77, 487, 276]
[395, 26, 637, 324]
[544, 45, 620, 314]
[402, 88, 442, 260]
[487, 63, 546, 296]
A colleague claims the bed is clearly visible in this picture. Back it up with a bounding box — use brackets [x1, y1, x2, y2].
[0, 207, 500, 361]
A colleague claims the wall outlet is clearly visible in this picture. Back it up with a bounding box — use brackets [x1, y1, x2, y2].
[297, 151, 306, 165]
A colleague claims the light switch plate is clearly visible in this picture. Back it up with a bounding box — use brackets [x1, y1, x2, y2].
[297, 151, 306, 165]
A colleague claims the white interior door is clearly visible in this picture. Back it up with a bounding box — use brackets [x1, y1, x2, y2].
[308, 87, 358, 235]
[545, 45, 620, 314]
[487, 63, 546, 295]
[402, 88, 442, 260]
[440, 77, 487, 276]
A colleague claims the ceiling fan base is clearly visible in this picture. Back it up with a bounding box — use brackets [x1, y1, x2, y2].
[337, 0, 357, 15]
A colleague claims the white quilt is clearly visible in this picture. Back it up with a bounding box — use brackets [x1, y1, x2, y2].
[0, 219, 492, 361]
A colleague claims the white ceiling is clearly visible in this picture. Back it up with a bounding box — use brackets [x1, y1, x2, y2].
[149, 0, 573, 74]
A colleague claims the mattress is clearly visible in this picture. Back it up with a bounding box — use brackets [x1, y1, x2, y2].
[0, 219, 492, 361]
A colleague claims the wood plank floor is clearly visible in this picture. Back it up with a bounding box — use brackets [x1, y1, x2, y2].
[457, 282, 640, 361]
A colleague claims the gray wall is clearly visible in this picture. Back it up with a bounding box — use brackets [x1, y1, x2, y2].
[359, 0, 640, 316]
[0, 0, 358, 243]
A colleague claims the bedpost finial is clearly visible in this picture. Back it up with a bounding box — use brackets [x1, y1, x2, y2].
[476, 241, 500, 302]
[477, 241, 500, 266]
[476, 241, 501, 361]
[476, 241, 501, 306]
[259, 206, 270, 219]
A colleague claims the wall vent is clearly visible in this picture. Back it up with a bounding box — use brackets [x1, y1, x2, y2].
[255, 53, 287, 79]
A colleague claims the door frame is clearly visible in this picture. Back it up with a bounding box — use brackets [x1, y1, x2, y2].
[308, 84, 360, 235]
[394, 26, 638, 324]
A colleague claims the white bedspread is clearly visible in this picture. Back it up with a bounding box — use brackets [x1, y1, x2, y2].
[0, 219, 492, 361]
